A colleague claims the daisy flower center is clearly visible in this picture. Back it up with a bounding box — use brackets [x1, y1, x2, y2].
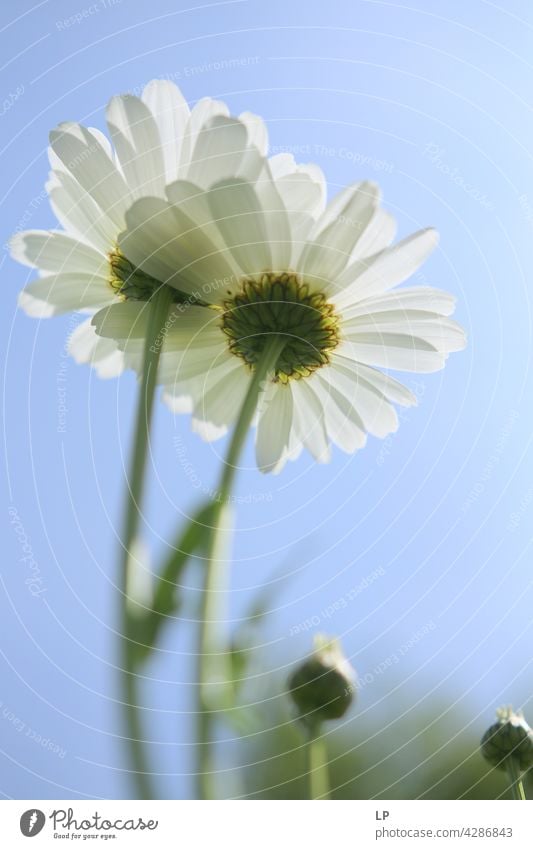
[108, 249, 204, 305]
[221, 272, 340, 383]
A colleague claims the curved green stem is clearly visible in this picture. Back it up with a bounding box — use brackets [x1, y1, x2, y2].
[119, 285, 172, 800]
[506, 757, 527, 800]
[195, 336, 286, 800]
[195, 500, 233, 801]
[306, 726, 330, 800]
[215, 335, 287, 500]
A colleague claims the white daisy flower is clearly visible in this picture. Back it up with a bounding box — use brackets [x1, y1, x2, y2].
[11, 80, 326, 377]
[93, 174, 466, 473]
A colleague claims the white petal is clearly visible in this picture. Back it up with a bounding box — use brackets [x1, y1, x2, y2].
[235, 145, 265, 186]
[272, 168, 325, 227]
[238, 111, 268, 155]
[341, 286, 457, 320]
[49, 122, 131, 229]
[152, 309, 231, 386]
[165, 180, 242, 284]
[118, 198, 190, 286]
[18, 291, 56, 318]
[46, 168, 116, 252]
[119, 196, 237, 298]
[142, 79, 190, 183]
[19, 273, 112, 316]
[87, 127, 115, 160]
[140, 312, 226, 380]
[163, 392, 193, 414]
[186, 116, 250, 188]
[159, 345, 233, 385]
[307, 182, 364, 237]
[256, 383, 293, 473]
[192, 418, 228, 443]
[285, 431, 304, 465]
[268, 153, 298, 180]
[324, 361, 399, 438]
[290, 379, 331, 463]
[206, 179, 271, 274]
[10, 230, 107, 274]
[269, 155, 327, 219]
[157, 303, 222, 349]
[68, 317, 125, 378]
[350, 208, 397, 261]
[298, 181, 381, 288]
[106, 95, 165, 197]
[343, 311, 466, 353]
[193, 363, 249, 431]
[253, 171, 292, 272]
[268, 160, 327, 262]
[91, 300, 153, 342]
[341, 332, 448, 372]
[334, 358, 417, 407]
[313, 374, 367, 454]
[337, 228, 440, 305]
[162, 351, 236, 397]
[163, 350, 246, 441]
[178, 97, 230, 173]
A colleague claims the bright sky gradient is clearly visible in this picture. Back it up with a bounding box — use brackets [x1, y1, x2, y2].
[1, 0, 532, 799]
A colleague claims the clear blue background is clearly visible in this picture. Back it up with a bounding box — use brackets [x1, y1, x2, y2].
[1, 0, 532, 799]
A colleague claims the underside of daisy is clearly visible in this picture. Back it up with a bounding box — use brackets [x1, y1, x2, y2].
[11, 78, 327, 379]
[103, 175, 466, 473]
[12, 73, 466, 475]
[220, 272, 340, 383]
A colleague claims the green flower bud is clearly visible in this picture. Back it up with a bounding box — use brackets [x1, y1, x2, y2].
[481, 707, 533, 771]
[288, 634, 356, 729]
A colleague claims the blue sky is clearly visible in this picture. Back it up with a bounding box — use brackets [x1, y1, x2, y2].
[1, 0, 532, 799]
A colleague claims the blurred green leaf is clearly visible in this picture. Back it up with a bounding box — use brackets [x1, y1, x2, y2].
[132, 502, 214, 665]
[220, 541, 315, 732]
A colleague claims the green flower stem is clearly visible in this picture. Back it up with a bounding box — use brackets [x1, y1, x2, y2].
[119, 284, 173, 800]
[506, 757, 527, 800]
[195, 335, 286, 800]
[195, 500, 233, 801]
[306, 726, 330, 800]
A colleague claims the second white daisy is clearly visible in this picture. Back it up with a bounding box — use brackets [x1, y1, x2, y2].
[93, 174, 466, 472]
[11, 80, 326, 377]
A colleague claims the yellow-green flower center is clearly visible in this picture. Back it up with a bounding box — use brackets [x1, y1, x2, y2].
[221, 272, 340, 383]
[108, 249, 206, 306]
